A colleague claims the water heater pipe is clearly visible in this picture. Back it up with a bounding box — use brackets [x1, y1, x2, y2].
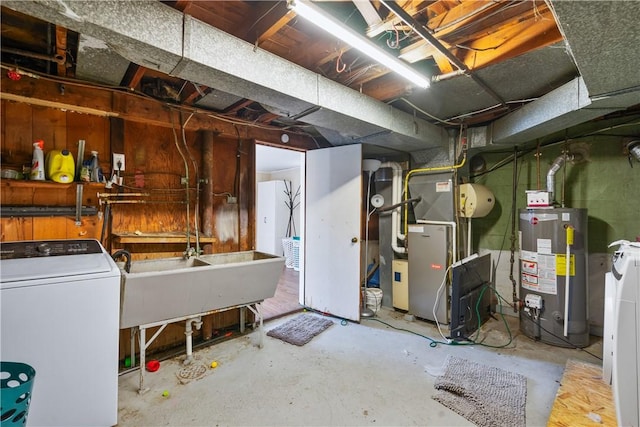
[380, 161, 406, 254]
[546, 153, 574, 200]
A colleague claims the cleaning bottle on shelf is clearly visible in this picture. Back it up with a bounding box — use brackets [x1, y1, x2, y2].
[30, 139, 45, 181]
[89, 150, 103, 183]
[46, 149, 75, 183]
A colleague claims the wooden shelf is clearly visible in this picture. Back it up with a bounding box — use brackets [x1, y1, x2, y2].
[113, 232, 217, 244]
[0, 179, 105, 190]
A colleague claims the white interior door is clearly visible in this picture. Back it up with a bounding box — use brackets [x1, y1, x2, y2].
[304, 144, 362, 321]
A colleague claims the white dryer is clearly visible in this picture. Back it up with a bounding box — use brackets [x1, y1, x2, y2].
[608, 240, 640, 427]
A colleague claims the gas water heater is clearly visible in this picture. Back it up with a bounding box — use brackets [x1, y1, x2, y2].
[519, 207, 589, 347]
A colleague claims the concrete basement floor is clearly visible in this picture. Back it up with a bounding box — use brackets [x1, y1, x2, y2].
[117, 308, 603, 426]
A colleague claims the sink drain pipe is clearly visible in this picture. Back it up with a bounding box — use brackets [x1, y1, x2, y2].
[184, 316, 203, 365]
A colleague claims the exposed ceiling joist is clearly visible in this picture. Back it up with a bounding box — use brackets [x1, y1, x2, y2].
[2, 0, 636, 155]
[396, 1, 560, 71]
[381, 0, 506, 106]
[428, 0, 503, 36]
[223, 99, 254, 115]
[455, 12, 561, 70]
[54, 25, 67, 76]
[180, 82, 208, 104]
[251, 1, 296, 46]
[121, 64, 147, 89]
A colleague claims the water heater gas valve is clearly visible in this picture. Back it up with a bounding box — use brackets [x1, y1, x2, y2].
[525, 294, 543, 310]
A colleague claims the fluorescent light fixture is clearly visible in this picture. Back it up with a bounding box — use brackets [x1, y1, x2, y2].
[288, 0, 430, 88]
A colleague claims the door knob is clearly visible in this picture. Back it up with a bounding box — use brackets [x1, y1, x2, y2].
[351, 237, 358, 243]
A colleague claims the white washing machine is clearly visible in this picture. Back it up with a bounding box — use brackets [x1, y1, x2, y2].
[1, 239, 120, 427]
[607, 240, 640, 427]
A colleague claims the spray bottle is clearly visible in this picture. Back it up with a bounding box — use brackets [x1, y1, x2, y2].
[30, 139, 45, 181]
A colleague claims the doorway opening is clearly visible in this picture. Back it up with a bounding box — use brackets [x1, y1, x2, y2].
[255, 144, 305, 320]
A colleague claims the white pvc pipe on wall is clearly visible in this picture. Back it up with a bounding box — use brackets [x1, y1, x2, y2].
[381, 162, 406, 254]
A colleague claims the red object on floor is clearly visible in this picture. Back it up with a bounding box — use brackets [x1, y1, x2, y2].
[7, 70, 21, 81]
[146, 360, 160, 372]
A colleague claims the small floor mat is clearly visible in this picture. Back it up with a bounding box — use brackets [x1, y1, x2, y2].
[432, 356, 527, 427]
[267, 314, 333, 346]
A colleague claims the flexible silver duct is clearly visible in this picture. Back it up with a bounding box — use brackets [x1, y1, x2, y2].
[546, 153, 573, 198]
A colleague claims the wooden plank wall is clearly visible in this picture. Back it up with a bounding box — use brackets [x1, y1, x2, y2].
[1, 86, 257, 359]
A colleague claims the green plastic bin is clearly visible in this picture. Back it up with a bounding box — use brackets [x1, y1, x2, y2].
[1, 361, 36, 426]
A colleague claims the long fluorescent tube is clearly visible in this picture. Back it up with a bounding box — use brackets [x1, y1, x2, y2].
[288, 0, 430, 88]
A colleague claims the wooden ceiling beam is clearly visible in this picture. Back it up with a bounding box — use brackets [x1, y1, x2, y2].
[249, 1, 296, 46]
[121, 64, 147, 90]
[367, 0, 430, 37]
[223, 99, 253, 115]
[181, 83, 209, 105]
[179, 1, 254, 40]
[434, 1, 537, 39]
[343, 69, 390, 89]
[256, 112, 280, 124]
[398, 1, 558, 69]
[428, 0, 503, 36]
[360, 72, 413, 101]
[398, 1, 529, 63]
[314, 48, 346, 70]
[432, 50, 454, 74]
[54, 26, 67, 77]
[456, 13, 562, 70]
[171, 0, 192, 12]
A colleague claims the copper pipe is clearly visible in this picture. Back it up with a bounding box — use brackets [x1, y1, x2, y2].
[2, 47, 66, 65]
[97, 192, 150, 198]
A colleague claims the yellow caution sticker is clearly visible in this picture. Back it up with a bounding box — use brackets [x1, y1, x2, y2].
[556, 254, 575, 276]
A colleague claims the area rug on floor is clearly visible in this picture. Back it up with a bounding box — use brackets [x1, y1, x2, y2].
[266, 314, 333, 346]
[432, 355, 527, 427]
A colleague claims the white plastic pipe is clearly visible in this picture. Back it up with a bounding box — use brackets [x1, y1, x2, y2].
[380, 162, 406, 254]
[396, 167, 405, 242]
[184, 316, 203, 364]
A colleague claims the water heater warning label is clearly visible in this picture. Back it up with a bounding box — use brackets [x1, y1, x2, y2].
[556, 254, 575, 275]
[521, 253, 557, 295]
